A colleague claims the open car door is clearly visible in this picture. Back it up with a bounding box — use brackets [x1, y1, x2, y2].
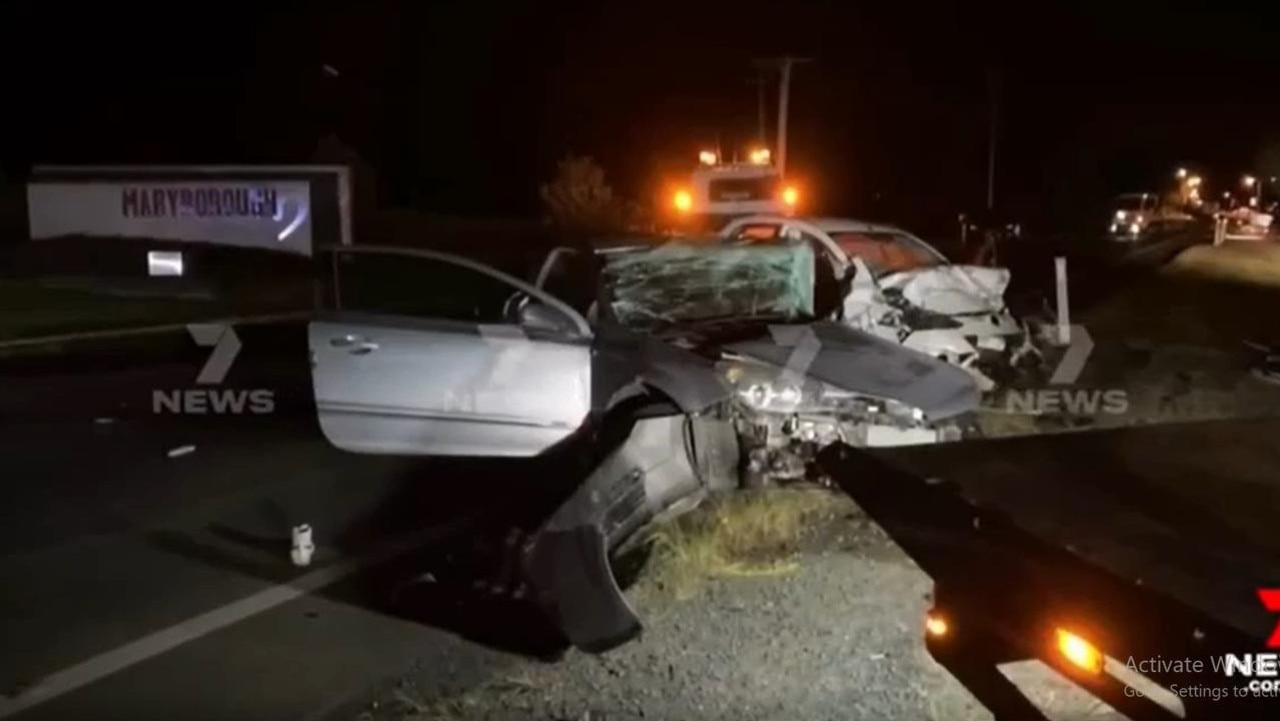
[311, 247, 593, 456]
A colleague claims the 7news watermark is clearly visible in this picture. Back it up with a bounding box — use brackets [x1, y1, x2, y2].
[152, 323, 275, 415]
[1121, 590, 1280, 703]
[1003, 324, 1131, 415]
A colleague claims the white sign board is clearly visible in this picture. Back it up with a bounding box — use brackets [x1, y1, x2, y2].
[27, 180, 315, 256]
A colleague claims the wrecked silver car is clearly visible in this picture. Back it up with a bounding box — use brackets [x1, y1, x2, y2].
[310, 242, 975, 652]
[596, 242, 980, 486]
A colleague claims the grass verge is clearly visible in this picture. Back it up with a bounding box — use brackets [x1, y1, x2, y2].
[0, 280, 225, 341]
[1165, 242, 1280, 287]
[644, 486, 846, 600]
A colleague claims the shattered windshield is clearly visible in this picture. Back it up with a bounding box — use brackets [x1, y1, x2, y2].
[828, 231, 947, 276]
[602, 243, 815, 329]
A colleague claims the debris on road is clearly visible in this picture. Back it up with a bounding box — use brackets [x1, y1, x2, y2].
[1245, 340, 1280, 385]
[166, 444, 197, 459]
[291, 524, 316, 567]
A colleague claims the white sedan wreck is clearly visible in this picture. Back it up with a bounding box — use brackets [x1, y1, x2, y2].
[719, 215, 1036, 390]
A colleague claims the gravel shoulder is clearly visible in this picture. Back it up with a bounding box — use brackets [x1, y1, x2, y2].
[342, 493, 1117, 721]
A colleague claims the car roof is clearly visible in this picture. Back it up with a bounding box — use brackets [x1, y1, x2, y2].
[802, 216, 909, 234]
[730, 214, 908, 235]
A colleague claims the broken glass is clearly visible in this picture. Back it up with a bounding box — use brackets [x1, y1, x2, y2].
[603, 242, 815, 329]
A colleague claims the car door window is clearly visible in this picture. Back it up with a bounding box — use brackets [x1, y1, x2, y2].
[334, 251, 516, 323]
[780, 228, 843, 276]
[534, 248, 597, 316]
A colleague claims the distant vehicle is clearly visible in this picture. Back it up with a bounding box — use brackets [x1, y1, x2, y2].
[666, 149, 800, 230]
[718, 215, 1032, 391]
[1107, 192, 1193, 241]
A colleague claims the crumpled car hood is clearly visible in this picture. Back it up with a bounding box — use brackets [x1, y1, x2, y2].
[725, 321, 980, 420]
[878, 265, 1010, 315]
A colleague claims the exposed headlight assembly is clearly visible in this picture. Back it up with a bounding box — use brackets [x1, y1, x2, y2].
[718, 359, 927, 427]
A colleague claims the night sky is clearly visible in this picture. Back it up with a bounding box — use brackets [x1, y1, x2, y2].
[3, 2, 1278, 235]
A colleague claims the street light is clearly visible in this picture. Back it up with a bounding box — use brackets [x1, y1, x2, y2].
[1243, 175, 1258, 189]
[1176, 167, 1188, 180]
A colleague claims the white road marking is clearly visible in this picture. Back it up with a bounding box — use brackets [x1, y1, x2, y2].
[0, 521, 472, 719]
[0, 312, 310, 351]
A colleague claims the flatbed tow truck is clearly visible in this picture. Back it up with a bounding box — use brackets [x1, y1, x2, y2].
[819, 417, 1280, 720]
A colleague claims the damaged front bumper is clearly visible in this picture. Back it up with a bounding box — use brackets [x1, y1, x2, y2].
[735, 405, 966, 484]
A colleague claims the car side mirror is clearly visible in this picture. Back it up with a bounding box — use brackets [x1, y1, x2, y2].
[518, 299, 577, 335]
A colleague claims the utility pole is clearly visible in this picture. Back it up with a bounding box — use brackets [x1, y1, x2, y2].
[756, 57, 810, 177]
[986, 67, 1001, 211]
[755, 70, 768, 146]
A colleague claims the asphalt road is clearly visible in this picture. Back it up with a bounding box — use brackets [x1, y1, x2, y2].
[5, 304, 1280, 720]
[0, 362, 561, 721]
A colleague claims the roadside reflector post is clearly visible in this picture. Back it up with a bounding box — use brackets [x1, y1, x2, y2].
[1055, 256, 1070, 346]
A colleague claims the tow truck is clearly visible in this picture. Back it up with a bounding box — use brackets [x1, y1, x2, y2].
[666, 148, 800, 231]
[820, 419, 1279, 720]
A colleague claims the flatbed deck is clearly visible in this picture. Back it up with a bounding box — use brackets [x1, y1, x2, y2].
[820, 417, 1280, 720]
[868, 417, 1280, 641]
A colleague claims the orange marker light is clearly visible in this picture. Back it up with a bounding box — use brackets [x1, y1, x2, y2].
[781, 185, 799, 207]
[1055, 628, 1104, 674]
[673, 189, 693, 213]
[925, 611, 949, 638]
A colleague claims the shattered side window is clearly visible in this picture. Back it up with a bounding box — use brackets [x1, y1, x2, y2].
[602, 244, 815, 329]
